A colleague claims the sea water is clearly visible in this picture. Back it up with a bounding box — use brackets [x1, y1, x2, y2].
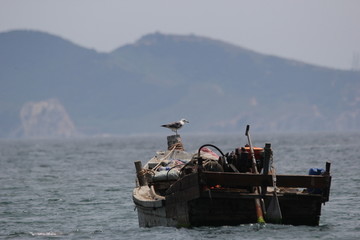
[1, 132, 359, 239]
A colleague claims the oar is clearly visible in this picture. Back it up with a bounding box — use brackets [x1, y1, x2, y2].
[263, 143, 282, 223]
[266, 166, 282, 224]
[245, 125, 265, 224]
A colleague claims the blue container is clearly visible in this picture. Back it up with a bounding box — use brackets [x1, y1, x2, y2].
[158, 167, 171, 171]
[309, 168, 324, 176]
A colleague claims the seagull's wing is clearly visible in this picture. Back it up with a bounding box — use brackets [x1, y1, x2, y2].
[162, 121, 181, 129]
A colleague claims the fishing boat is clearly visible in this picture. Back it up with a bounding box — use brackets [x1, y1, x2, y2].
[132, 126, 332, 227]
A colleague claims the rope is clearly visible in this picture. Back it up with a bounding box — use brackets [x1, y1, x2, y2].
[137, 168, 155, 178]
[153, 142, 183, 171]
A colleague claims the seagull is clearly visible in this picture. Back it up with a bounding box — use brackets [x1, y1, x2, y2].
[161, 119, 189, 135]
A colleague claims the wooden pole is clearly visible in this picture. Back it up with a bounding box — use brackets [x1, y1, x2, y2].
[167, 135, 184, 150]
[245, 125, 265, 224]
[325, 162, 331, 174]
[134, 161, 147, 186]
[322, 162, 332, 202]
[262, 143, 271, 195]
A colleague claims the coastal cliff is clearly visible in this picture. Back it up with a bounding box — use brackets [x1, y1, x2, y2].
[19, 99, 77, 138]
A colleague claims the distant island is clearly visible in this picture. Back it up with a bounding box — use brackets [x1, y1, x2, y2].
[0, 30, 359, 138]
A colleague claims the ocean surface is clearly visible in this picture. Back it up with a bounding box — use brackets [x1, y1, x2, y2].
[1, 132, 359, 239]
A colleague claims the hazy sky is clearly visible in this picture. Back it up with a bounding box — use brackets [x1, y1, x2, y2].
[1, 0, 359, 70]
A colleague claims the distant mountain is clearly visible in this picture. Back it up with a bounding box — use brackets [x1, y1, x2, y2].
[0, 30, 359, 138]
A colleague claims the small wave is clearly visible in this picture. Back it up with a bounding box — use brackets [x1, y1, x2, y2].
[105, 187, 120, 192]
[43, 174, 59, 178]
[7, 231, 28, 238]
[39, 164, 50, 168]
[29, 231, 63, 236]
[79, 198, 95, 203]
[47, 198, 63, 202]
[93, 229, 103, 234]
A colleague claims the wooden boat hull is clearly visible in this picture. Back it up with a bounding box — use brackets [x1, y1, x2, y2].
[133, 171, 331, 227]
[134, 190, 324, 227]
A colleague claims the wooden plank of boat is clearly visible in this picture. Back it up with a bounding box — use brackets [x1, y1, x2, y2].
[202, 171, 331, 189]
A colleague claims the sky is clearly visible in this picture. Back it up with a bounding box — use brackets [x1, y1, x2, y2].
[1, 0, 360, 70]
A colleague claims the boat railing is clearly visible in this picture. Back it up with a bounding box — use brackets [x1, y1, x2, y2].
[201, 169, 331, 203]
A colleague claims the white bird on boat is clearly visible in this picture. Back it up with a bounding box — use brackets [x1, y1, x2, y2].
[161, 118, 189, 135]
